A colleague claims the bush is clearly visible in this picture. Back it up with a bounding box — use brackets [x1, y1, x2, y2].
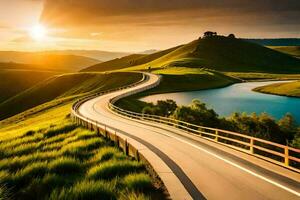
[122, 173, 152, 191]
[13, 162, 48, 188]
[88, 160, 144, 180]
[45, 124, 78, 138]
[49, 180, 116, 200]
[91, 147, 122, 164]
[49, 157, 81, 174]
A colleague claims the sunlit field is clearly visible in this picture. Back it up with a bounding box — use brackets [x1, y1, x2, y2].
[0, 105, 165, 200]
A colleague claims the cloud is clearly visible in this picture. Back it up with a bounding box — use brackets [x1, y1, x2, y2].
[36, 0, 300, 51]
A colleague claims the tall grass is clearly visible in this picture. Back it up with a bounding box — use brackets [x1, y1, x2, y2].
[0, 120, 163, 199]
[88, 160, 144, 180]
[49, 180, 116, 200]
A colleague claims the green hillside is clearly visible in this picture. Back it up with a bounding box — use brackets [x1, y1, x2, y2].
[0, 80, 164, 200]
[83, 45, 182, 72]
[83, 36, 300, 74]
[82, 54, 145, 72]
[0, 72, 142, 120]
[0, 51, 101, 72]
[270, 46, 300, 58]
[254, 80, 300, 97]
[0, 69, 58, 103]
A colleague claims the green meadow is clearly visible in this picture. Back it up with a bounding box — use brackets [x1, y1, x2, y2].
[254, 80, 300, 97]
[0, 103, 165, 200]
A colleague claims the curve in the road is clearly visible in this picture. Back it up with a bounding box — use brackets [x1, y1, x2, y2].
[73, 72, 300, 200]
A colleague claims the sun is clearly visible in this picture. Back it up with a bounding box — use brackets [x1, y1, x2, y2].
[29, 24, 47, 41]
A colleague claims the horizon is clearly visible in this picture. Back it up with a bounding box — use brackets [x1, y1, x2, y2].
[0, 0, 300, 52]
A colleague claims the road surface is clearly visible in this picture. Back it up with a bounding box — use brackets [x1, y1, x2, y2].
[78, 73, 300, 200]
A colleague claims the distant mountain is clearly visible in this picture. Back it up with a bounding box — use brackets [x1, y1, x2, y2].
[0, 51, 100, 72]
[83, 35, 300, 74]
[244, 38, 300, 46]
[138, 49, 160, 54]
[45, 50, 130, 61]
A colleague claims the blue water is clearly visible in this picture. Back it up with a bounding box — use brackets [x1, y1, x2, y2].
[140, 81, 300, 122]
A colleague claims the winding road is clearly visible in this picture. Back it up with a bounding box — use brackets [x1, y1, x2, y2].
[78, 73, 300, 200]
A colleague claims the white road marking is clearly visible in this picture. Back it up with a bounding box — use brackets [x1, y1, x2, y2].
[167, 133, 300, 197]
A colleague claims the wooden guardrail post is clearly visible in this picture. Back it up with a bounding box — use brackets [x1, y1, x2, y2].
[250, 138, 254, 154]
[215, 130, 219, 142]
[124, 139, 129, 155]
[284, 146, 289, 166]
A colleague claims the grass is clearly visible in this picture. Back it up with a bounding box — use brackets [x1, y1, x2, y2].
[225, 72, 300, 80]
[49, 180, 116, 200]
[0, 111, 165, 199]
[269, 46, 300, 58]
[82, 45, 181, 72]
[0, 72, 142, 120]
[254, 80, 300, 97]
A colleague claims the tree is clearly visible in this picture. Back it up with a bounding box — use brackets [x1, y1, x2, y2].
[228, 34, 236, 39]
[156, 99, 177, 117]
[203, 31, 217, 38]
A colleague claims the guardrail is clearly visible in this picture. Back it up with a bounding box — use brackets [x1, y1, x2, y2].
[108, 92, 300, 173]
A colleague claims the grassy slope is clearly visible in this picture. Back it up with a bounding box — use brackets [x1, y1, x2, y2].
[224, 72, 300, 81]
[269, 46, 300, 58]
[0, 72, 142, 120]
[0, 70, 58, 103]
[83, 45, 182, 72]
[0, 52, 101, 72]
[0, 100, 165, 200]
[83, 36, 300, 74]
[254, 81, 300, 97]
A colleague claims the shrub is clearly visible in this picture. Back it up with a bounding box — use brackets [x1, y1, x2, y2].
[49, 157, 81, 174]
[76, 130, 97, 140]
[45, 124, 78, 138]
[13, 162, 48, 188]
[119, 191, 151, 200]
[61, 138, 104, 156]
[122, 173, 152, 191]
[91, 147, 123, 163]
[49, 180, 116, 200]
[88, 160, 144, 180]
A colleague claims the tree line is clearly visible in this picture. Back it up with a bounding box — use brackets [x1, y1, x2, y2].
[142, 99, 300, 148]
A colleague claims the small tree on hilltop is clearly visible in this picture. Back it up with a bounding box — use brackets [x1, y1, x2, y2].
[203, 31, 217, 38]
[228, 33, 236, 39]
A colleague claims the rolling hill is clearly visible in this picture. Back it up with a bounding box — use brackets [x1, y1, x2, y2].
[0, 72, 142, 120]
[0, 69, 58, 103]
[0, 51, 101, 72]
[83, 45, 182, 72]
[270, 46, 300, 59]
[83, 36, 300, 74]
[245, 38, 300, 46]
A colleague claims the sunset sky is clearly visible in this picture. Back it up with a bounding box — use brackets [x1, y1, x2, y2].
[1, 0, 300, 52]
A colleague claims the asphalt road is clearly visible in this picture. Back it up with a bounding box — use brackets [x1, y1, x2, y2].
[79, 73, 300, 200]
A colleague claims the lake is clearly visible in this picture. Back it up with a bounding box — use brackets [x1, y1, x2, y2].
[140, 81, 300, 122]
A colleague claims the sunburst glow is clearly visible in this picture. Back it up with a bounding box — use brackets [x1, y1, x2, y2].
[29, 24, 47, 41]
